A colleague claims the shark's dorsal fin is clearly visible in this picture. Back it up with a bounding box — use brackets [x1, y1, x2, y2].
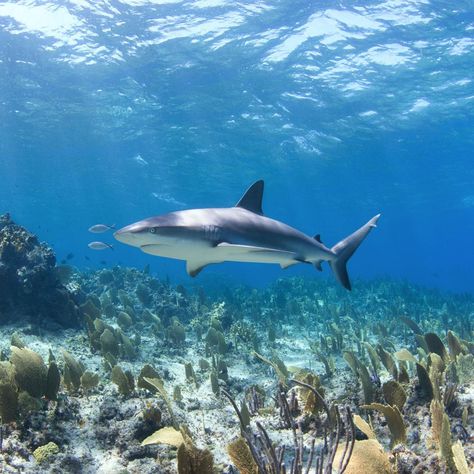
[314, 234, 322, 243]
[235, 180, 264, 215]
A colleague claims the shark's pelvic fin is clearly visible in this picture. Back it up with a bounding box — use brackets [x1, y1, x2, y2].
[235, 180, 264, 215]
[329, 214, 381, 290]
[186, 260, 210, 277]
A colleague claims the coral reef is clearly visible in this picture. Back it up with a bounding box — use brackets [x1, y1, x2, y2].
[0, 214, 82, 327]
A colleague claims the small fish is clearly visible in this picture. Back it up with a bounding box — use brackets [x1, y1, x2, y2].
[66, 252, 74, 260]
[88, 241, 113, 251]
[88, 224, 115, 233]
[133, 154, 148, 166]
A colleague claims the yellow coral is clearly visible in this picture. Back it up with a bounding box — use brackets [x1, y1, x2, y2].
[227, 437, 258, 474]
[334, 439, 395, 474]
[141, 427, 184, 447]
[33, 442, 59, 463]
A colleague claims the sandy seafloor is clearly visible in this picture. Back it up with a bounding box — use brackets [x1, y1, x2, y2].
[2, 320, 309, 473]
[0, 260, 472, 473]
[1, 307, 472, 474]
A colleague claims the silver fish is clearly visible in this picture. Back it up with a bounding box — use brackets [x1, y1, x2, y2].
[88, 224, 115, 233]
[88, 241, 113, 250]
[114, 180, 380, 290]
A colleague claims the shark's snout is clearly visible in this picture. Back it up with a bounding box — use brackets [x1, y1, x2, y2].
[114, 222, 148, 246]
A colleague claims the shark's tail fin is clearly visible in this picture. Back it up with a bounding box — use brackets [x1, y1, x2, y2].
[329, 214, 381, 290]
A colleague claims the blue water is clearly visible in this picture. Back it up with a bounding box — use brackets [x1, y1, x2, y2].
[0, 0, 473, 292]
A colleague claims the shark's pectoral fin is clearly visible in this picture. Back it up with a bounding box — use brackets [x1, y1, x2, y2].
[140, 244, 166, 256]
[186, 260, 213, 277]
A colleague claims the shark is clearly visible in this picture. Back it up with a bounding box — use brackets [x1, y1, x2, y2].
[114, 180, 380, 290]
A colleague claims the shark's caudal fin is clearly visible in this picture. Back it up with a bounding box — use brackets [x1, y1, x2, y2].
[329, 214, 381, 290]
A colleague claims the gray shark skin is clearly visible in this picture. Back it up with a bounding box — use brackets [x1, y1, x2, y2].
[114, 180, 380, 290]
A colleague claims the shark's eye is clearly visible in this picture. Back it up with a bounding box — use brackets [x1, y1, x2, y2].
[150, 227, 156, 233]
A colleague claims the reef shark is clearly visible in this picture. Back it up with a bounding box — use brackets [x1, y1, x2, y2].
[114, 180, 380, 290]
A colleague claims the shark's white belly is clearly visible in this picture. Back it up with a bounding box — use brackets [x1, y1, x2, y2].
[140, 239, 301, 276]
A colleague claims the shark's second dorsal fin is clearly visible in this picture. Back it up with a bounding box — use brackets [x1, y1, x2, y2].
[235, 180, 264, 215]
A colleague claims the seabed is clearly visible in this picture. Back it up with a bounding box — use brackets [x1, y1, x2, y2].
[0, 214, 472, 473]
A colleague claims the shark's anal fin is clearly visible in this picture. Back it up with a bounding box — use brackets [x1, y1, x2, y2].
[314, 260, 323, 271]
[235, 180, 264, 215]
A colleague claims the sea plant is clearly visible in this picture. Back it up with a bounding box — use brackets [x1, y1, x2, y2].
[227, 437, 258, 474]
[424, 332, 448, 362]
[63, 350, 85, 392]
[10, 347, 47, 398]
[376, 345, 398, 380]
[252, 351, 288, 386]
[177, 426, 214, 474]
[184, 362, 197, 386]
[116, 311, 133, 329]
[0, 361, 18, 422]
[399, 316, 423, 335]
[138, 368, 176, 427]
[363, 342, 380, 377]
[293, 370, 326, 414]
[205, 327, 227, 355]
[212, 355, 229, 383]
[223, 384, 355, 474]
[428, 398, 443, 450]
[80, 371, 99, 392]
[440, 413, 455, 471]
[334, 439, 394, 474]
[361, 403, 407, 448]
[100, 328, 120, 357]
[343, 351, 374, 404]
[10, 332, 25, 349]
[45, 361, 61, 401]
[453, 353, 474, 384]
[169, 386, 180, 403]
[167, 318, 186, 346]
[382, 380, 406, 411]
[352, 415, 376, 440]
[416, 362, 433, 401]
[447, 331, 467, 360]
[141, 426, 184, 447]
[111, 365, 135, 396]
[210, 370, 219, 396]
[314, 349, 335, 379]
